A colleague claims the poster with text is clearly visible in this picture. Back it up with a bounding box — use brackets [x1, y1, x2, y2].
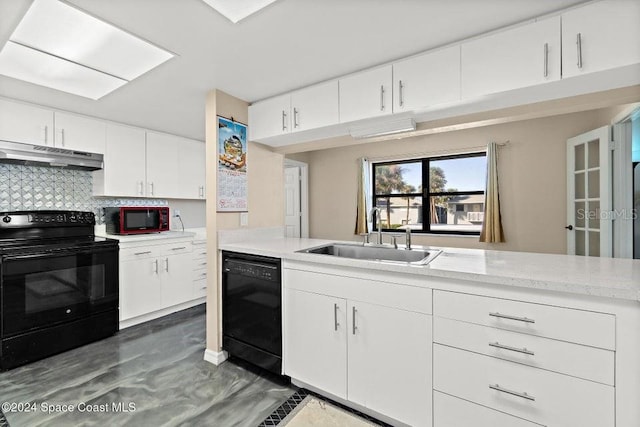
[217, 116, 248, 212]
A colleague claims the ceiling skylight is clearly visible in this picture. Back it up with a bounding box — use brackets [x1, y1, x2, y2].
[0, 0, 174, 100]
[201, 0, 279, 23]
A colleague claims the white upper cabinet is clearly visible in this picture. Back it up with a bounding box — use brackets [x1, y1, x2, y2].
[177, 137, 206, 199]
[146, 132, 180, 198]
[461, 16, 561, 99]
[95, 123, 146, 197]
[339, 65, 393, 123]
[393, 46, 461, 112]
[0, 98, 53, 146]
[562, 0, 640, 78]
[54, 112, 106, 154]
[290, 81, 339, 132]
[248, 94, 291, 141]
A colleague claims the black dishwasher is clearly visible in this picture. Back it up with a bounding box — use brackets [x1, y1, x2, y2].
[222, 251, 282, 375]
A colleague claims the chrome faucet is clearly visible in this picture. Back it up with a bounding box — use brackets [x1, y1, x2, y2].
[368, 207, 383, 245]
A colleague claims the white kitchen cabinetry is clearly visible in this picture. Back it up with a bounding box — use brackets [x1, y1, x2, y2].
[0, 98, 53, 146]
[146, 132, 180, 198]
[284, 266, 432, 426]
[393, 46, 461, 112]
[178, 137, 206, 199]
[249, 82, 339, 141]
[284, 289, 348, 399]
[94, 123, 146, 197]
[339, 65, 392, 123]
[119, 239, 199, 326]
[562, 0, 640, 78]
[461, 16, 560, 99]
[290, 81, 339, 132]
[248, 94, 291, 140]
[53, 112, 106, 154]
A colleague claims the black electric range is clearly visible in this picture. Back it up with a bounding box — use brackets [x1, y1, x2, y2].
[0, 210, 120, 370]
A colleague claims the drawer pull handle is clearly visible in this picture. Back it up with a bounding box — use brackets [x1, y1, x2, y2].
[489, 312, 535, 324]
[489, 384, 535, 401]
[199, 262, 207, 266]
[171, 247, 187, 251]
[489, 342, 535, 356]
[334, 303, 340, 331]
[199, 272, 207, 277]
[134, 251, 152, 256]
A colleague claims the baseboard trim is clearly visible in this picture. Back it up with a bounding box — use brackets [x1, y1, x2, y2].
[119, 298, 205, 330]
[204, 348, 228, 366]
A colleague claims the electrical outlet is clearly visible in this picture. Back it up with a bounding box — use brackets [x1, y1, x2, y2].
[240, 212, 249, 226]
[174, 209, 181, 217]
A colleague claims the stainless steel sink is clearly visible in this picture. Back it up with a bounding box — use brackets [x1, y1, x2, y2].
[298, 243, 442, 265]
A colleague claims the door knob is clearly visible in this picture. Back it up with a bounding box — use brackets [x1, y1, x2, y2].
[565, 225, 573, 230]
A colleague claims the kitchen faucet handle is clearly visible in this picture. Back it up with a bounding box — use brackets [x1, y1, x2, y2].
[359, 233, 370, 246]
[389, 234, 404, 249]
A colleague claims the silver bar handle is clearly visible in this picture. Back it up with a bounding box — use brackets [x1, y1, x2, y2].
[293, 107, 299, 128]
[134, 251, 152, 256]
[149, 182, 154, 196]
[399, 80, 404, 107]
[153, 259, 159, 274]
[380, 85, 385, 111]
[165, 257, 169, 272]
[334, 303, 339, 331]
[543, 43, 549, 78]
[171, 246, 186, 251]
[43, 125, 48, 145]
[352, 306, 357, 335]
[577, 33, 583, 69]
[282, 110, 287, 131]
[489, 341, 535, 356]
[489, 384, 535, 401]
[138, 181, 143, 195]
[489, 312, 535, 324]
[61, 128, 65, 147]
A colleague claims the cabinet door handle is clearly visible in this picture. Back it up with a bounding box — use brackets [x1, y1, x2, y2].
[489, 312, 535, 324]
[134, 251, 152, 256]
[43, 125, 48, 145]
[380, 85, 385, 111]
[334, 303, 339, 331]
[576, 33, 583, 69]
[399, 80, 404, 107]
[489, 341, 535, 356]
[165, 258, 169, 272]
[293, 107, 299, 128]
[543, 43, 549, 78]
[138, 181, 143, 195]
[352, 306, 357, 335]
[61, 128, 65, 147]
[149, 182, 154, 196]
[489, 384, 535, 401]
[282, 110, 287, 131]
[153, 259, 158, 274]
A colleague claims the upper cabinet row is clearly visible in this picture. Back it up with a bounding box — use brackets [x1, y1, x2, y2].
[249, 0, 640, 142]
[0, 98, 205, 201]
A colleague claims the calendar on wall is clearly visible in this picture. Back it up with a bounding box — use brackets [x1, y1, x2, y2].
[216, 116, 248, 212]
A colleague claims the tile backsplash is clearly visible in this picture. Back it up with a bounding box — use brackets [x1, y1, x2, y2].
[0, 164, 167, 224]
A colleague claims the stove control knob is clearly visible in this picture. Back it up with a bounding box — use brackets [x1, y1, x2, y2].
[2, 215, 11, 223]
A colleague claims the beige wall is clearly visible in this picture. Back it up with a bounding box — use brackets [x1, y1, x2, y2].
[301, 107, 621, 254]
[205, 90, 285, 353]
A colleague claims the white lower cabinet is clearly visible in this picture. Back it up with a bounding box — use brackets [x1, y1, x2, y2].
[120, 256, 163, 319]
[434, 391, 542, 427]
[284, 267, 432, 426]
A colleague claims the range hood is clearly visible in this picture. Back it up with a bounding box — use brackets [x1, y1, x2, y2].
[0, 140, 103, 170]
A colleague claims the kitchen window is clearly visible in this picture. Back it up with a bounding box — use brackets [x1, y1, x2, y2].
[372, 152, 487, 235]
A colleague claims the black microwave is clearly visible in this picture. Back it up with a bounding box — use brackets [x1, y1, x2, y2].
[104, 207, 170, 235]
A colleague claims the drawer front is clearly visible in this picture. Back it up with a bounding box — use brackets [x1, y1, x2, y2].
[193, 258, 208, 270]
[193, 278, 207, 298]
[434, 290, 615, 350]
[434, 391, 542, 427]
[434, 317, 614, 385]
[193, 248, 207, 259]
[285, 268, 432, 314]
[433, 344, 614, 427]
[120, 246, 162, 261]
[193, 268, 207, 282]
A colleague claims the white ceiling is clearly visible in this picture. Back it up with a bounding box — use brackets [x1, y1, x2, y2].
[0, 0, 588, 141]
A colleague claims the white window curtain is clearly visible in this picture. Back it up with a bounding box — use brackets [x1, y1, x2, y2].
[480, 142, 505, 242]
[354, 157, 372, 235]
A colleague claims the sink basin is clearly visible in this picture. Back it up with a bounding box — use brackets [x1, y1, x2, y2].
[298, 243, 442, 265]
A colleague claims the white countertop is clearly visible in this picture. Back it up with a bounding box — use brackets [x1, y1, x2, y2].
[97, 230, 196, 243]
[219, 237, 640, 302]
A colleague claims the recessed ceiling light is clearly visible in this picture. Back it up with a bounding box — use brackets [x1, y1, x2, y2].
[201, 0, 279, 23]
[0, 0, 174, 99]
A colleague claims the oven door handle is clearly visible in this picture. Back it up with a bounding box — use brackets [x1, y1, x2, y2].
[3, 246, 117, 261]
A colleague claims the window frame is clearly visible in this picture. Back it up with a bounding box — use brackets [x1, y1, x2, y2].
[372, 152, 486, 235]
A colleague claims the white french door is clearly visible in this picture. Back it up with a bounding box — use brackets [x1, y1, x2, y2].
[566, 126, 612, 257]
